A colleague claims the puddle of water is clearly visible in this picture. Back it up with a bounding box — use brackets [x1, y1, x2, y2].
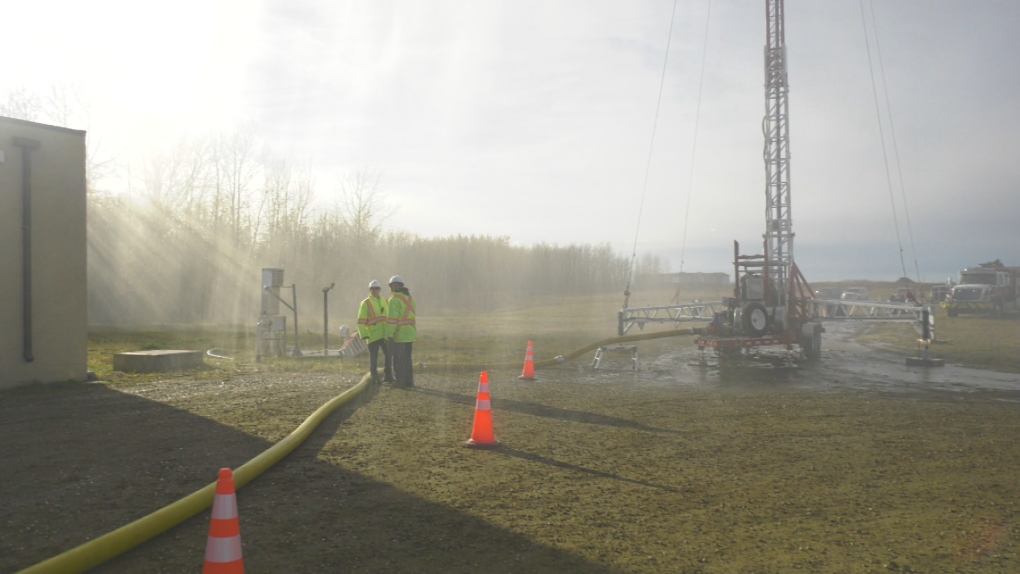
[584, 323, 1020, 396]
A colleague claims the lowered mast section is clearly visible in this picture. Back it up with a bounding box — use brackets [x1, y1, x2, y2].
[764, 0, 793, 307]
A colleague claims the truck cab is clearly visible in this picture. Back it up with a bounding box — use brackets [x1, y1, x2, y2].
[944, 262, 1020, 317]
[949, 284, 993, 300]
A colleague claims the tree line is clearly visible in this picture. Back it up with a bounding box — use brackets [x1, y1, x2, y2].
[4, 87, 667, 326]
[86, 164, 638, 324]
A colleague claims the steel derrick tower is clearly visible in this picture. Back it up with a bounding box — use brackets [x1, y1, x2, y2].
[763, 0, 793, 307]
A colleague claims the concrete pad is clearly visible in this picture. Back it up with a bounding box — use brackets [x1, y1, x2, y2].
[113, 350, 205, 373]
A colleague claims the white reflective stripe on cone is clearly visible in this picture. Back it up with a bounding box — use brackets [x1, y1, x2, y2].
[475, 399, 491, 411]
[479, 383, 489, 393]
[211, 494, 238, 520]
[205, 535, 243, 563]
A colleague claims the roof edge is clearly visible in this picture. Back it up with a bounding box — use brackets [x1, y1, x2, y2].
[0, 115, 87, 136]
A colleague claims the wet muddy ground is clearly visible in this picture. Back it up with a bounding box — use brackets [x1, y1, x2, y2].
[4, 328, 1020, 573]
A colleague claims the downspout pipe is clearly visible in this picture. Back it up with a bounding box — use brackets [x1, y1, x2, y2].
[13, 136, 40, 363]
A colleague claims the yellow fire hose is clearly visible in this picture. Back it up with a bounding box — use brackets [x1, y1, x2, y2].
[17, 327, 696, 573]
[16, 373, 373, 574]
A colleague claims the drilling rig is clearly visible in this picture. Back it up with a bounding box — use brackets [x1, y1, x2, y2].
[693, 0, 823, 360]
[618, 0, 934, 363]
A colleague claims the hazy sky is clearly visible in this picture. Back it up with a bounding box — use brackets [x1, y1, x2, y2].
[6, 0, 1019, 281]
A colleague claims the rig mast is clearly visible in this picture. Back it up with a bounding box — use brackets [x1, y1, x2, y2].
[763, 0, 793, 307]
[618, 1, 937, 362]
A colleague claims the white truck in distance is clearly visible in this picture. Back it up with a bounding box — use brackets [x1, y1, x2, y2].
[841, 287, 869, 301]
[944, 260, 1020, 318]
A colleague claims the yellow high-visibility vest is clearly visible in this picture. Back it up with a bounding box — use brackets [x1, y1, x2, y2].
[386, 293, 416, 342]
[357, 296, 388, 342]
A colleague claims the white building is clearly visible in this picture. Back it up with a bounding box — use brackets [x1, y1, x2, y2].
[0, 117, 88, 388]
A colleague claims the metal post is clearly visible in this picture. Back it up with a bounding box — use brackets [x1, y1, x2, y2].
[279, 320, 286, 357]
[733, 241, 740, 299]
[292, 285, 302, 356]
[323, 283, 335, 356]
[256, 320, 263, 363]
[921, 307, 932, 360]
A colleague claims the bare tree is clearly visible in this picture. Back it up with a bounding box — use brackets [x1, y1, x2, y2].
[12, 83, 118, 196]
[259, 157, 314, 244]
[2, 99, 639, 322]
[335, 169, 395, 245]
[0, 87, 42, 120]
[635, 252, 665, 277]
[229, 125, 261, 249]
[44, 83, 85, 127]
[141, 146, 186, 211]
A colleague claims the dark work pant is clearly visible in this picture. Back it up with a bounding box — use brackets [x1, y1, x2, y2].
[383, 339, 394, 380]
[368, 339, 392, 382]
[392, 342, 414, 387]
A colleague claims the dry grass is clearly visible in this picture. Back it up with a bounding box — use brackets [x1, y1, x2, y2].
[86, 282, 1017, 383]
[10, 283, 1020, 573]
[87, 287, 730, 385]
[855, 306, 1020, 372]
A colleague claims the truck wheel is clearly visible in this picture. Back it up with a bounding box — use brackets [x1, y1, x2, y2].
[995, 302, 1004, 318]
[740, 302, 770, 336]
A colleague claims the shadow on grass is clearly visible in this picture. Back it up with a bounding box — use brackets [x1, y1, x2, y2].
[410, 387, 682, 435]
[0, 383, 622, 574]
[497, 446, 679, 493]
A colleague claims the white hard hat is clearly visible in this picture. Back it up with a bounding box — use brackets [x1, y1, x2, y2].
[368, 280, 381, 289]
[388, 275, 404, 285]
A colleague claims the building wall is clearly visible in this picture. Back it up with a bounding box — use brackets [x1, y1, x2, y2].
[0, 117, 87, 388]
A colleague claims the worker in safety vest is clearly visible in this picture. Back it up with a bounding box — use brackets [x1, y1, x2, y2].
[386, 275, 416, 388]
[358, 280, 393, 384]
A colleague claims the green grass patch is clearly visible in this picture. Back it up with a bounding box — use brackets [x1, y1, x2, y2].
[855, 307, 1020, 372]
[85, 289, 722, 385]
[84, 285, 1020, 383]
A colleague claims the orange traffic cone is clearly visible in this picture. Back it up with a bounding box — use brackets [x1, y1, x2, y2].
[519, 340, 536, 380]
[465, 371, 499, 448]
[203, 468, 244, 574]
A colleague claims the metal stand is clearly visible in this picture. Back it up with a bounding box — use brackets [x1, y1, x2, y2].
[905, 308, 944, 367]
[592, 344, 638, 370]
[322, 283, 334, 356]
[256, 315, 286, 363]
[265, 285, 302, 356]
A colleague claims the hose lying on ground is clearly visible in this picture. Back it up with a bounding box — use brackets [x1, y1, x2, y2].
[16, 373, 373, 574]
[17, 328, 695, 574]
